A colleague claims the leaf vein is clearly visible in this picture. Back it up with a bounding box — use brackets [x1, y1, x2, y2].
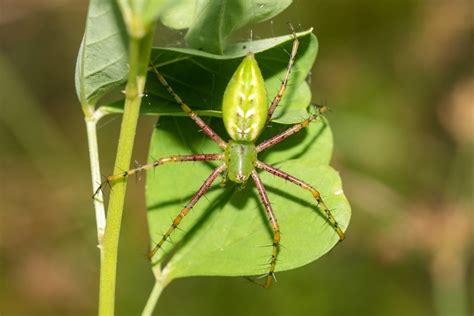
[87, 31, 123, 46]
[85, 53, 127, 78]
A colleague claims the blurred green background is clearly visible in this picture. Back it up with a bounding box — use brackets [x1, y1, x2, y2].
[1, 0, 472, 315]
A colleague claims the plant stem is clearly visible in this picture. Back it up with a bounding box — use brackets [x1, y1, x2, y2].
[98, 30, 154, 316]
[432, 268, 469, 316]
[142, 276, 169, 316]
[85, 115, 107, 247]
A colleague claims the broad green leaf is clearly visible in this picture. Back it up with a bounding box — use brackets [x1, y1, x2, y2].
[160, 0, 196, 30]
[118, 0, 171, 37]
[75, 0, 128, 105]
[258, 115, 333, 167]
[160, 0, 292, 54]
[146, 117, 350, 279]
[161, 0, 292, 31]
[137, 0, 171, 26]
[101, 100, 222, 118]
[101, 30, 317, 124]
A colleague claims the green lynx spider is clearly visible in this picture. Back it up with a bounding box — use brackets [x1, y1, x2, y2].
[95, 30, 345, 288]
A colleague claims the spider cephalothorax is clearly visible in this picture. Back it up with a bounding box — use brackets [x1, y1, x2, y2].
[95, 28, 345, 288]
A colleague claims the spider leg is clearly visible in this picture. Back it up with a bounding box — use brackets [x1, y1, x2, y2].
[150, 66, 227, 149]
[257, 105, 327, 153]
[251, 170, 280, 288]
[93, 154, 224, 198]
[266, 24, 299, 122]
[256, 161, 345, 240]
[149, 164, 226, 257]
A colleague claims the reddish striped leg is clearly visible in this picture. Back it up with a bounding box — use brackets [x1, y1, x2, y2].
[256, 161, 345, 240]
[266, 24, 300, 122]
[251, 170, 281, 288]
[93, 154, 223, 198]
[149, 164, 226, 257]
[150, 66, 227, 149]
[257, 105, 327, 153]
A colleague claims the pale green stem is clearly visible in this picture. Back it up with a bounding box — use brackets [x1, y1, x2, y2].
[432, 268, 469, 316]
[142, 277, 169, 316]
[98, 29, 154, 316]
[432, 146, 471, 316]
[85, 115, 107, 247]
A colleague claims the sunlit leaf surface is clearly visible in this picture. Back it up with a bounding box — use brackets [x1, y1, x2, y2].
[146, 116, 350, 279]
[75, 0, 128, 105]
[102, 30, 317, 124]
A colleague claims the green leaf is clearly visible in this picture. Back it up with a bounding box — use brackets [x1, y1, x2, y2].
[75, 0, 128, 105]
[146, 117, 350, 280]
[117, 0, 171, 38]
[160, 0, 196, 30]
[101, 30, 317, 124]
[159, 0, 292, 54]
[258, 115, 333, 167]
[138, 0, 172, 26]
[161, 0, 292, 32]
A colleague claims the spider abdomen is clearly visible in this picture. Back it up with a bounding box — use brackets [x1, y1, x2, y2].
[224, 141, 257, 183]
[222, 52, 268, 142]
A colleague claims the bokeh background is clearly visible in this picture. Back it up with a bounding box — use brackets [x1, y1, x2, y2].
[1, 0, 472, 315]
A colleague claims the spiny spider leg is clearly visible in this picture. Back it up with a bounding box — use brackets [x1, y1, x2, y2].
[256, 160, 345, 240]
[150, 66, 227, 149]
[266, 24, 299, 122]
[93, 154, 223, 198]
[257, 105, 327, 153]
[149, 164, 226, 257]
[251, 170, 280, 288]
